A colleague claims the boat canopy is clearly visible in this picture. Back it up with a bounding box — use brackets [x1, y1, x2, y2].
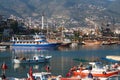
[89, 62, 103, 69]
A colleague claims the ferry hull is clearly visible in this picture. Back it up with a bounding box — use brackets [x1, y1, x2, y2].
[11, 43, 61, 50]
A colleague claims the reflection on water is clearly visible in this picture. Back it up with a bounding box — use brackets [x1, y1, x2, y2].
[13, 63, 49, 72]
[11, 49, 52, 59]
[9, 62, 50, 78]
[12, 49, 45, 54]
[81, 45, 102, 50]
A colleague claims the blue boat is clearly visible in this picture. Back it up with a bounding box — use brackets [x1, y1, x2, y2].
[10, 34, 61, 50]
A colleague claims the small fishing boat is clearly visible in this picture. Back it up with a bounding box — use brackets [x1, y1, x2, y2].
[27, 67, 61, 80]
[102, 41, 117, 45]
[82, 40, 102, 46]
[28, 72, 61, 80]
[13, 55, 52, 64]
[60, 39, 72, 47]
[72, 62, 120, 78]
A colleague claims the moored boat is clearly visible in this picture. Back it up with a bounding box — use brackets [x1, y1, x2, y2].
[102, 41, 117, 45]
[10, 34, 61, 50]
[82, 40, 102, 46]
[27, 67, 61, 80]
[60, 39, 72, 47]
[72, 62, 120, 78]
[12, 55, 52, 64]
[106, 55, 120, 61]
[28, 72, 61, 80]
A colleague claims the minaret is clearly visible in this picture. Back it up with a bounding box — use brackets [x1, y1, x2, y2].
[41, 14, 44, 29]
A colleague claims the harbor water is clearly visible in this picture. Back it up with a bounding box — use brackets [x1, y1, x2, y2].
[0, 44, 120, 79]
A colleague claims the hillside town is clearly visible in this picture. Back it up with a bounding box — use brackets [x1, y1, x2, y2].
[0, 14, 120, 45]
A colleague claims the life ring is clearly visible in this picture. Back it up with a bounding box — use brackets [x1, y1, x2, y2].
[102, 71, 106, 74]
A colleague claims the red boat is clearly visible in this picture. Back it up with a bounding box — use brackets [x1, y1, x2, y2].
[73, 69, 119, 78]
[72, 62, 120, 78]
[60, 77, 81, 80]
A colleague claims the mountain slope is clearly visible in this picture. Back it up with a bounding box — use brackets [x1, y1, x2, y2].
[0, 0, 119, 21]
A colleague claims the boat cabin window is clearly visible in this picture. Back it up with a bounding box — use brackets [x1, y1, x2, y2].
[94, 63, 103, 69]
[35, 76, 41, 80]
[42, 74, 51, 79]
[15, 56, 19, 59]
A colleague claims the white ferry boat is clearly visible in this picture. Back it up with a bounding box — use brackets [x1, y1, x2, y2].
[10, 34, 61, 50]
